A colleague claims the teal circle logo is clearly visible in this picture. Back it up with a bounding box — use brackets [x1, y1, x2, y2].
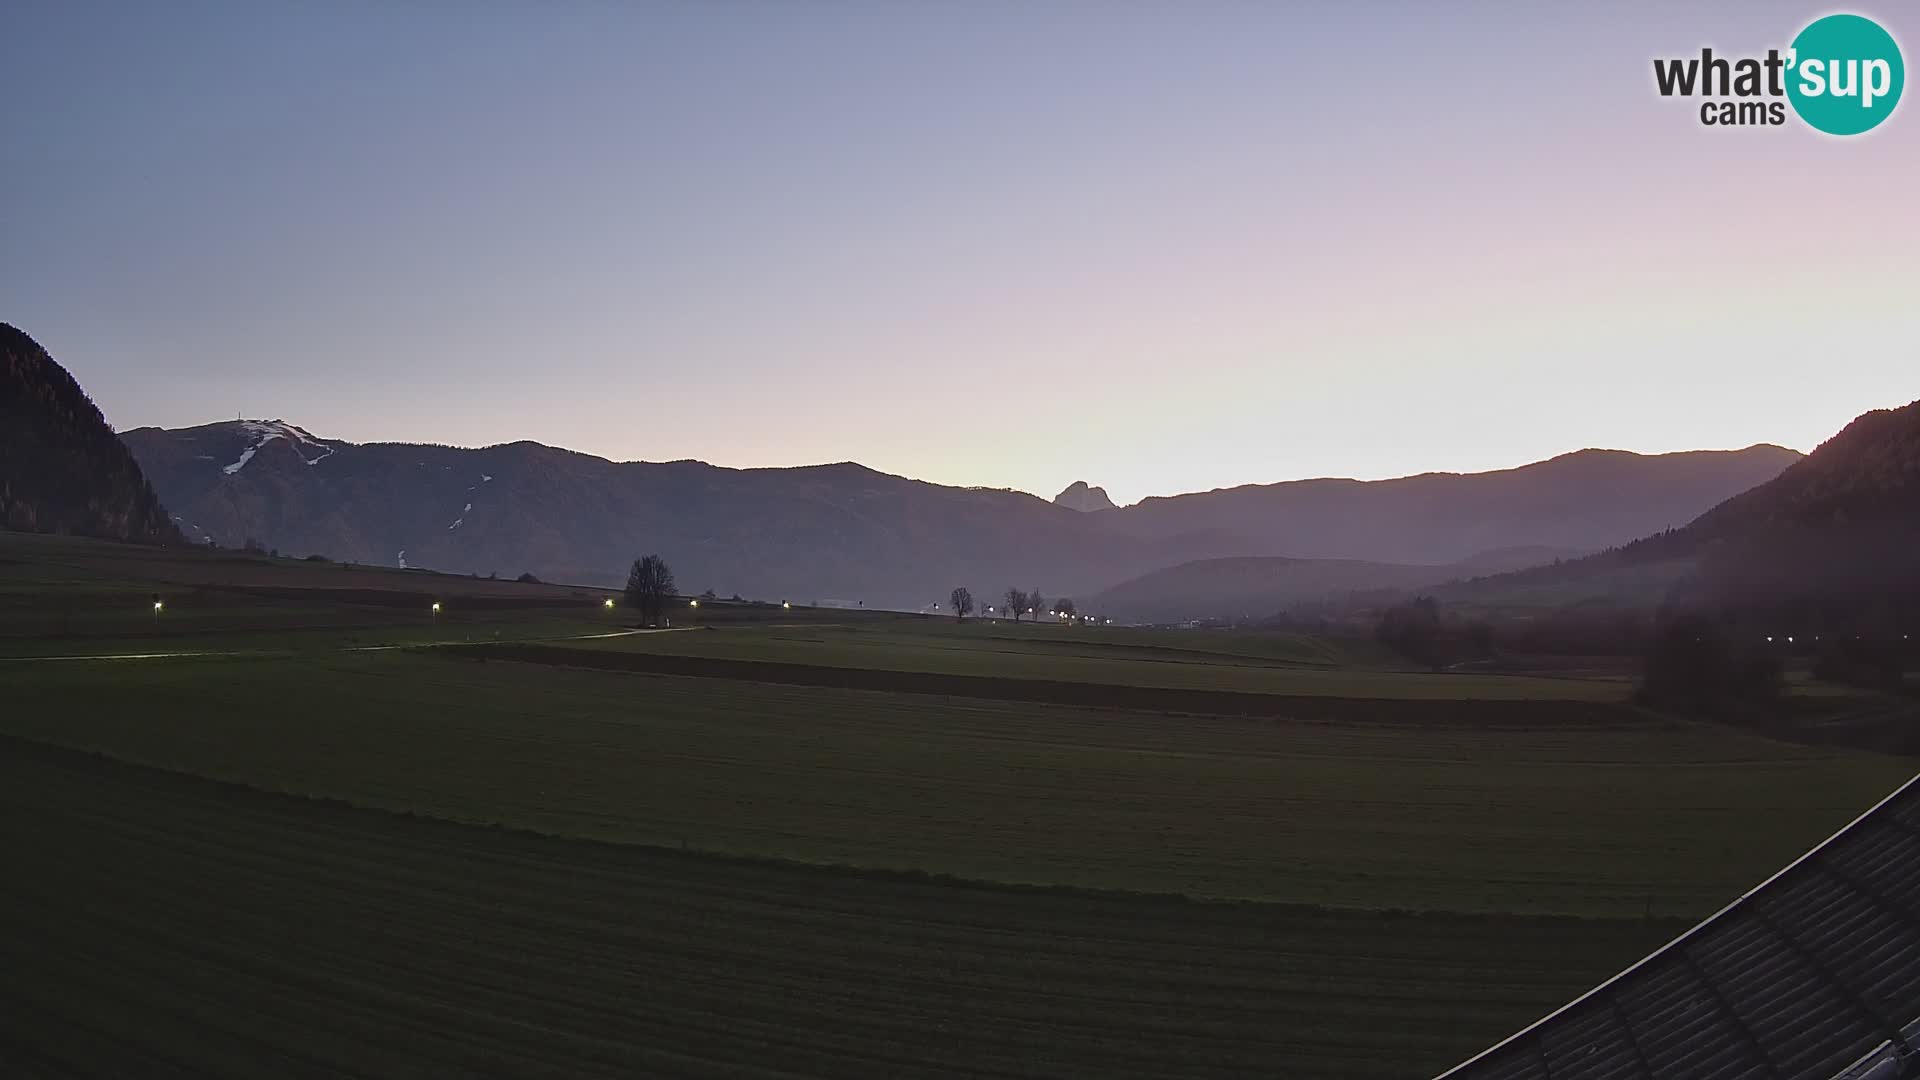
[1786, 14, 1904, 135]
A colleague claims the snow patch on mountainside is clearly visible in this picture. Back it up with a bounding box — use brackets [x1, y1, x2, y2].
[222, 445, 260, 475]
[221, 420, 337, 474]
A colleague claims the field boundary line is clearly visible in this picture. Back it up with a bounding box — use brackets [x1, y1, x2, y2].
[441, 641, 1636, 723]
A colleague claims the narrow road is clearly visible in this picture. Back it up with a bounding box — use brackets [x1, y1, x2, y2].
[0, 626, 692, 663]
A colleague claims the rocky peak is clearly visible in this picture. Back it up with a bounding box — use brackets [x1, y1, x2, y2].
[1054, 481, 1117, 512]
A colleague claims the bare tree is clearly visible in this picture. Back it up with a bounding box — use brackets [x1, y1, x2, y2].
[1029, 588, 1045, 621]
[1053, 597, 1077, 619]
[949, 586, 974, 622]
[625, 554, 676, 625]
[1004, 588, 1027, 623]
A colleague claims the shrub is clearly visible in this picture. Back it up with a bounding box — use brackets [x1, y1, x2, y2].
[1636, 615, 1782, 719]
[1811, 637, 1906, 692]
[1375, 597, 1447, 670]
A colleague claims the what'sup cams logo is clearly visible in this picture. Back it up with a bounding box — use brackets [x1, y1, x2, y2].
[1654, 13, 1904, 134]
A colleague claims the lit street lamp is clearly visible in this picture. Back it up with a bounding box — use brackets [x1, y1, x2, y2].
[603, 598, 615, 610]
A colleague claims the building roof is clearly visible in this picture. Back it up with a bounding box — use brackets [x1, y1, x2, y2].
[1437, 774, 1920, 1080]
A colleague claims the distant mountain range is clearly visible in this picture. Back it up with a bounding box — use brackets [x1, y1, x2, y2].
[1099, 446, 1803, 564]
[121, 420, 1187, 604]
[121, 418, 1799, 608]
[1451, 399, 1920, 626]
[1, 324, 178, 545]
[1089, 546, 1587, 625]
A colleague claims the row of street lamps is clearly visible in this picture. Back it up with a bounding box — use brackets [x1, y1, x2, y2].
[146, 594, 1135, 622]
[408, 596, 799, 615]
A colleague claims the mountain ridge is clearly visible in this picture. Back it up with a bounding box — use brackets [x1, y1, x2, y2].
[1099, 444, 1803, 567]
[1054, 481, 1119, 512]
[1, 324, 180, 545]
[1124, 445, 1800, 501]
[1087, 547, 1586, 625]
[1447, 399, 1920, 624]
[122, 419, 1802, 606]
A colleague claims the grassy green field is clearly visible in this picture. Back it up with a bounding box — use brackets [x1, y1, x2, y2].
[572, 620, 1632, 701]
[4, 649, 1904, 916]
[2, 532, 1913, 1077]
[0, 530, 620, 652]
[0, 738, 1683, 1079]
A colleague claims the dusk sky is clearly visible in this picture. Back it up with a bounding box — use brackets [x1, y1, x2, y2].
[5, 1, 1916, 504]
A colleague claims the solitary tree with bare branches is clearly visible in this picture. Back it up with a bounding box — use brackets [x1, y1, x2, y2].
[949, 586, 974, 622]
[625, 554, 676, 625]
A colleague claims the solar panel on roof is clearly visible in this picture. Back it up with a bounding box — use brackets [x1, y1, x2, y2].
[1437, 775, 1920, 1080]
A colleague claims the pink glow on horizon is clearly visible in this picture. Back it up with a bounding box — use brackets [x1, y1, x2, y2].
[6, 1, 1917, 504]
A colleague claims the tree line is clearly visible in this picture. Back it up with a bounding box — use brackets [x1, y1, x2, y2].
[1366, 594, 1913, 723]
[620, 555, 1097, 628]
[948, 586, 1080, 623]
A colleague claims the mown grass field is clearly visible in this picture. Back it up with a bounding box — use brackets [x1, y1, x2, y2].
[0, 531, 620, 653]
[0, 531, 1626, 699]
[572, 620, 1631, 701]
[3, 532, 1914, 1077]
[4, 649, 1905, 916]
[0, 738, 1684, 1079]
